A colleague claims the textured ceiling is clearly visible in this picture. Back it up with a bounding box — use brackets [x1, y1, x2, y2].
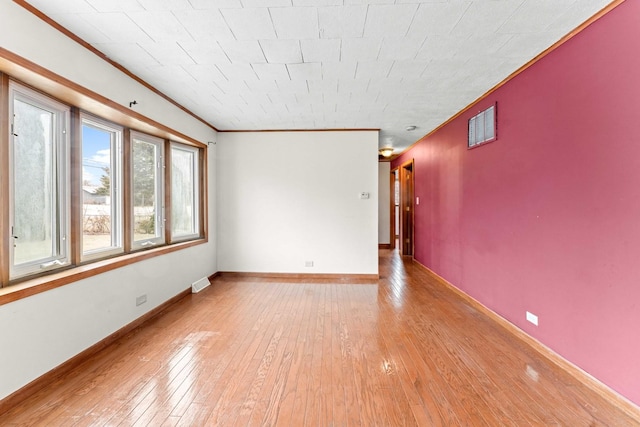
[22, 0, 612, 153]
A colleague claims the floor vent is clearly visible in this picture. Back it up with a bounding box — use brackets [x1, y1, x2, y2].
[191, 277, 211, 293]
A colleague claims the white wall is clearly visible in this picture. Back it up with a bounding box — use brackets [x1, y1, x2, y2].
[378, 162, 391, 245]
[217, 131, 379, 275]
[0, 1, 217, 400]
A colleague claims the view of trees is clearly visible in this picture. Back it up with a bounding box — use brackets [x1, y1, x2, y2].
[94, 167, 110, 196]
[171, 148, 195, 235]
[13, 99, 52, 247]
[132, 140, 156, 207]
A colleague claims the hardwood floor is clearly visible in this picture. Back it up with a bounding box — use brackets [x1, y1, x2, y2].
[2, 250, 638, 426]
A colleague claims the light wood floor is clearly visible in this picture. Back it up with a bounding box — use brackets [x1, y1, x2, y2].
[2, 250, 638, 426]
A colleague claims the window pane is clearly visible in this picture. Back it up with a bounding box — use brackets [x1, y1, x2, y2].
[485, 105, 495, 141]
[132, 137, 163, 245]
[171, 146, 198, 238]
[475, 111, 485, 143]
[13, 99, 56, 264]
[81, 118, 122, 257]
[468, 117, 476, 147]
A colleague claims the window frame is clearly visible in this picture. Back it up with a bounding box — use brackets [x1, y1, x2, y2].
[8, 82, 71, 279]
[0, 67, 208, 296]
[79, 113, 124, 261]
[130, 131, 166, 251]
[468, 103, 497, 149]
[170, 142, 201, 242]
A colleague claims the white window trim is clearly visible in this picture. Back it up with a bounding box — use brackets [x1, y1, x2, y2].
[170, 142, 201, 242]
[80, 113, 124, 261]
[8, 82, 71, 279]
[131, 131, 165, 251]
[468, 103, 497, 149]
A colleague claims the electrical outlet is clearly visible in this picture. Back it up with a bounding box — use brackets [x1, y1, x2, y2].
[305, 261, 314, 267]
[526, 311, 538, 326]
[136, 294, 147, 306]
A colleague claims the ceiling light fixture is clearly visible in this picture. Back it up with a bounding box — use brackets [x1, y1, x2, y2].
[379, 147, 394, 158]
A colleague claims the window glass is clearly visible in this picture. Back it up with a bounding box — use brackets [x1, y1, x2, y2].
[171, 144, 200, 240]
[132, 133, 164, 248]
[81, 116, 123, 259]
[10, 84, 69, 278]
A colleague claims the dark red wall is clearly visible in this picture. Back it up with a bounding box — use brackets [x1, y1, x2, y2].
[393, 0, 640, 405]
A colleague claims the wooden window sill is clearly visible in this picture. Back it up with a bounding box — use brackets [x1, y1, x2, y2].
[0, 238, 207, 307]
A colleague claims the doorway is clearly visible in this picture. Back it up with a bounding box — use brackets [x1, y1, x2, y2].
[400, 161, 414, 256]
[390, 160, 414, 256]
[390, 168, 399, 250]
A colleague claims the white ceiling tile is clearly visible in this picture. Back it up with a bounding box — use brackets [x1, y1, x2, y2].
[496, 33, 558, 59]
[267, 92, 298, 104]
[270, 7, 319, 39]
[260, 40, 303, 64]
[135, 0, 192, 11]
[499, 0, 574, 34]
[243, 0, 292, 7]
[338, 78, 369, 94]
[275, 79, 308, 93]
[371, 77, 409, 97]
[78, 12, 155, 43]
[30, 0, 95, 14]
[215, 63, 259, 81]
[364, 4, 418, 38]
[138, 41, 196, 65]
[94, 42, 159, 67]
[142, 64, 196, 86]
[321, 61, 357, 79]
[355, 61, 393, 79]
[406, 2, 471, 38]
[308, 79, 338, 94]
[415, 34, 465, 60]
[301, 39, 340, 62]
[317, 6, 366, 39]
[25, 0, 610, 150]
[387, 60, 429, 79]
[451, 0, 524, 36]
[50, 13, 112, 43]
[252, 63, 291, 80]
[345, 0, 393, 4]
[182, 63, 228, 83]
[86, 0, 144, 13]
[178, 41, 230, 65]
[240, 92, 274, 105]
[244, 79, 279, 93]
[456, 33, 512, 58]
[173, 9, 235, 41]
[219, 40, 267, 63]
[126, 11, 193, 43]
[353, 91, 379, 105]
[341, 38, 381, 61]
[293, 0, 341, 5]
[287, 63, 322, 80]
[189, 0, 242, 8]
[296, 92, 324, 104]
[221, 8, 276, 40]
[545, 0, 610, 33]
[378, 37, 425, 61]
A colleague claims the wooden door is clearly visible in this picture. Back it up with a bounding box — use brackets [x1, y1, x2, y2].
[400, 161, 414, 256]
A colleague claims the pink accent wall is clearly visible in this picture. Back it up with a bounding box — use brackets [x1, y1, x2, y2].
[393, 0, 640, 405]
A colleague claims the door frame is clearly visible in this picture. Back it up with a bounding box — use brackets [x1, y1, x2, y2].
[390, 167, 398, 250]
[399, 159, 415, 257]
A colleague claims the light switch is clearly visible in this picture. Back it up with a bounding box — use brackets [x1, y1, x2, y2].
[359, 192, 370, 199]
